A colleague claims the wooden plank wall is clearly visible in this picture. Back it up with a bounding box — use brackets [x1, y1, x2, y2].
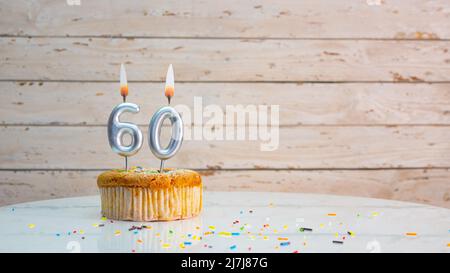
[1, 0, 450, 207]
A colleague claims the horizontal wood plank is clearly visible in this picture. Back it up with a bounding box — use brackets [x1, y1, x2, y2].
[1, 169, 448, 208]
[1, 126, 450, 169]
[2, 82, 450, 126]
[1, 0, 449, 39]
[1, 37, 449, 82]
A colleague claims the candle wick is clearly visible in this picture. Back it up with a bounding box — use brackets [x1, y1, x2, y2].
[123, 96, 126, 103]
[125, 156, 128, 171]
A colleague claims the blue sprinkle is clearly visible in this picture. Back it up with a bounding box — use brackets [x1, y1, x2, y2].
[231, 232, 240, 236]
[184, 242, 192, 246]
[56, 233, 60, 237]
[280, 242, 290, 246]
[67, 232, 71, 235]
[240, 211, 243, 214]
[230, 245, 237, 250]
[188, 234, 192, 237]
[133, 230, 138, 234]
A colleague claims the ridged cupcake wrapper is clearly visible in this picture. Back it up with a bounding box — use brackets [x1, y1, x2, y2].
[99, 186, 202, 221]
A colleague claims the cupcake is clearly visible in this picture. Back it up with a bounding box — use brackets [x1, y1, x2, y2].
[97, 167, 202, 221]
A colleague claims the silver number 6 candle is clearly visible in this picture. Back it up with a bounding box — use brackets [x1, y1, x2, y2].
[149, 64, 183, 172]
[107, 64, 143, 170]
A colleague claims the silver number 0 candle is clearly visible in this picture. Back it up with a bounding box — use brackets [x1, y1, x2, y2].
[148, 106, 183, 160]
[148, 64, 183, 172]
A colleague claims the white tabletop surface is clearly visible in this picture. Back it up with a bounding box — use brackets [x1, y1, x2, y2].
[0, 191, 449, 253]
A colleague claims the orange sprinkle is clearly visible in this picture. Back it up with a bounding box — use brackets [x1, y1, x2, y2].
[120, 85, 128, 97]
[447, 243, 450, 247]
[277, 237, 289, 241]
[327, 213, 337, 216]
[406, 232, 417, 236]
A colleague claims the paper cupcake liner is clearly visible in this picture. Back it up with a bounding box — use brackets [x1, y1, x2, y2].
[99, 185, 202, 221]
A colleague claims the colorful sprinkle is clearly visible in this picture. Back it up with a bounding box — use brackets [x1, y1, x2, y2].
[277, 237, 289, 241]
[299, 227, 313, 232]
[406, 232, 417, 237]
[230, 245, 237, 250]
[231, 232, 240, 236]
[218, 231, 232, 237]
[280, 242, 290, 246]
[327, 213, 337, 217]
[162, 243, 171, 248]
[208, 225, 216, 230]
[333, 240, 344, 244]
[27, 224, 36, 229]
[184, 242, 192, 246]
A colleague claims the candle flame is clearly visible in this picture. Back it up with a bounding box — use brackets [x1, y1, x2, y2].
[120, 63, 128, 98]
[165, 64, 174, 104]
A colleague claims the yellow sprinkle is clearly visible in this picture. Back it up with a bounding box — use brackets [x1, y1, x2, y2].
[218, 231, 232, 237]
[155, 233, 160, 237]
[204, 231, 212, 236]
[328, 213, 337, 217]
[349, 231, 355, 237]
[145, 226, 152, 229]
[195, 226, 200, 230]
[334, 232, 339, 238]
[162, 243, 171, 248]
[263, 236, 269, 240]
[114, 230, 121, 236]
[319, 224, 325, 228]
[28, 224, 35, 229]
[283, 225, 288, 230]
[277, 237, 289, 241]
[406, 232, 417, 237]
[208, 225, 216, 230]
[273, 229, 278, 233]
[79, 229, 85, 235]
[101, 216, 107, 221]
[372, 212, 379, 217]
[92, 223, 99, 228]
[179, 243, 185, 249]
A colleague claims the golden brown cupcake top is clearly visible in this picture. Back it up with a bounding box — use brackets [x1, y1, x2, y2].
[97, 167, 202, 189]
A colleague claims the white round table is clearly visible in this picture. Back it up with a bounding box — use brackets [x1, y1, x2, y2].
[0, 192, 449, 253]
